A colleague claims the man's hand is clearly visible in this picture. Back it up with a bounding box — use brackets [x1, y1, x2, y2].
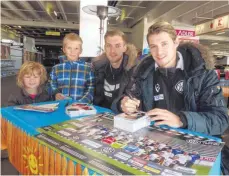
[55, 93, 65, 100]
[147, 108, 183, 128]
[121, 96, 140, 114]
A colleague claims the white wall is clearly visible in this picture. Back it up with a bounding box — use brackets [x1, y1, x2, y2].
[80, 0, 108, 57]
[128, 19, 145, 50]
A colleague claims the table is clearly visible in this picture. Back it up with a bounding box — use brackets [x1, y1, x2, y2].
[1, 100, 222, 175]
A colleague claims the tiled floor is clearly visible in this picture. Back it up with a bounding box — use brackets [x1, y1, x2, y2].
[1, 159, 19, 175]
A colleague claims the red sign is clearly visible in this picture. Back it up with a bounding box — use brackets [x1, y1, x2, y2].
[176, 29, 195, 37]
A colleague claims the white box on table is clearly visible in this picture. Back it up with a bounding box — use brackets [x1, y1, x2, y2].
[114, 112, 150, 132]
[65, 103, 97, 117]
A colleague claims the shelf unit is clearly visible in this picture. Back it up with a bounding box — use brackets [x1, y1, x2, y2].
[1, 44, 22, 78]
[0, 59, 18, 77]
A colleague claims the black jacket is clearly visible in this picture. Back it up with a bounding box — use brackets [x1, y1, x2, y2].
[92, 54, 137, 110]
[7, 86, 52, 106]
[115, 43, 229, 136]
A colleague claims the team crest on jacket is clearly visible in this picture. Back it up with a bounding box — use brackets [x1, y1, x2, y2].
[175, 80, 184, 94]
[155, 83, 160, 92]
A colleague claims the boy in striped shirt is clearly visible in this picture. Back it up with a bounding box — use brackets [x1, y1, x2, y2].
[49, 33, 94, 103]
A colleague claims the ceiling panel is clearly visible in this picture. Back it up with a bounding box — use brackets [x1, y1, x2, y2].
[1, 0, 229, 54]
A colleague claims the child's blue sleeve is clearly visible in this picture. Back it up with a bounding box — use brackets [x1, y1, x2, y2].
[49, 66, 61, 95]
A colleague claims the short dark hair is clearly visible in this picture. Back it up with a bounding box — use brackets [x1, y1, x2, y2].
[104, 30, 127, 43]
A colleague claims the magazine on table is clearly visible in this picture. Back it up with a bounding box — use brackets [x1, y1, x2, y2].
[14, 103, 59, 113]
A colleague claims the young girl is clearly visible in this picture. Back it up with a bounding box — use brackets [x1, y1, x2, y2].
[7, 61, 51, 106]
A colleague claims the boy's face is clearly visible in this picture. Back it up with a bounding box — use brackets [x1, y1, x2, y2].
[105, 35, 126, 64]
[63, 40, 82, 61]
[23, 71, 41, 90]
[148, 32, 179, 68]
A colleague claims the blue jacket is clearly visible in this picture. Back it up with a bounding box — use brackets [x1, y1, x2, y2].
[115, 43, 228, 135]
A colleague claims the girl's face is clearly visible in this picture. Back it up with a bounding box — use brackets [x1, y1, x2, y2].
[23, 70, 41, 91]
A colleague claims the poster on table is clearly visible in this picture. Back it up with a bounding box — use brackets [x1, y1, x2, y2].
[36, 113, 224, 176]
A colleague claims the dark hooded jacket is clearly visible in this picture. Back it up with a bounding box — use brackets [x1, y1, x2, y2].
[7, 86, 51, 106]
[92, 53, 137, 109]
[114, 43, 228, 136]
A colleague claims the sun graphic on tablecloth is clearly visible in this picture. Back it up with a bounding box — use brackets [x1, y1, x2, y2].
[23, 146, 43, 175]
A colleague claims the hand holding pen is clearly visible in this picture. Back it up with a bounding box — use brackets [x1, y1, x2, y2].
[120, 92, 140, 114]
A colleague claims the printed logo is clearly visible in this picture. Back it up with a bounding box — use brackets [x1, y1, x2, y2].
[155, 83, 160, 92]
[104, 79, 120, 98]
[175, 80, 184, 94]
[101, 147, 115, 154]
[104, 79, 120, 91]
[154, 94, 164, 101]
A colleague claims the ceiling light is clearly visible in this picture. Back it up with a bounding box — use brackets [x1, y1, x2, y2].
[54, 11, 57, 16]
[18, 26, 21, 28]
[211, 43, 218, 45]
[64, 29, 66, 31]
[1, 39, 13, 43]
[216, 32, 225, 35]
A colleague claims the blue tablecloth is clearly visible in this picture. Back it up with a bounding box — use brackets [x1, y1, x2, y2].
[0, 100, 221, 175]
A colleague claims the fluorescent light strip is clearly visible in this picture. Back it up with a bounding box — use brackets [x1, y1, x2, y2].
[216, 32, 225, 35]
[54, 11, 57, 16]
[211, 43, 218, 45]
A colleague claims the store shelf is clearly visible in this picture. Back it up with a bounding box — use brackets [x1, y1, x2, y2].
[1, 69, 19, 78]
[1, 66, 15, 68]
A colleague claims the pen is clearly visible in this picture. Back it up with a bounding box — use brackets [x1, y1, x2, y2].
[125, 91, 141, 115]
[126, 91, 134, 100]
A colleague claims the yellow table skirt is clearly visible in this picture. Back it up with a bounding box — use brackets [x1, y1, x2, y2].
[1, 117, 93, 175]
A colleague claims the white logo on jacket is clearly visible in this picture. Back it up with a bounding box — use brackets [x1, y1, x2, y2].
[175, 80, 184, 94]
[155, 83, 160, 92]
[104, 79, 120, 97]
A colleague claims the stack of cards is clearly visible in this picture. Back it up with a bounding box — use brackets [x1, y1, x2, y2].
[114, 112, 150, 132]
[65, 103, 97, 117]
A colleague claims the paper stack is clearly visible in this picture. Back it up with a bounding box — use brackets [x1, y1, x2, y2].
[66, 103, 97, 117]
[114, 112, 150, 132]
[14, 103, 59, 113]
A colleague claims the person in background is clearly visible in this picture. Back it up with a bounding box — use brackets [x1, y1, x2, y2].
[7, 61, 51, 106]
[49, 33, 94, 103]
[92, 30, 138, 110]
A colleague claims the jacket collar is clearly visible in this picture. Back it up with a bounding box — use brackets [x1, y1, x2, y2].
[154, 51, 184, 71]
[60, 55, 84, 64]
[21, 86, 43, 98]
